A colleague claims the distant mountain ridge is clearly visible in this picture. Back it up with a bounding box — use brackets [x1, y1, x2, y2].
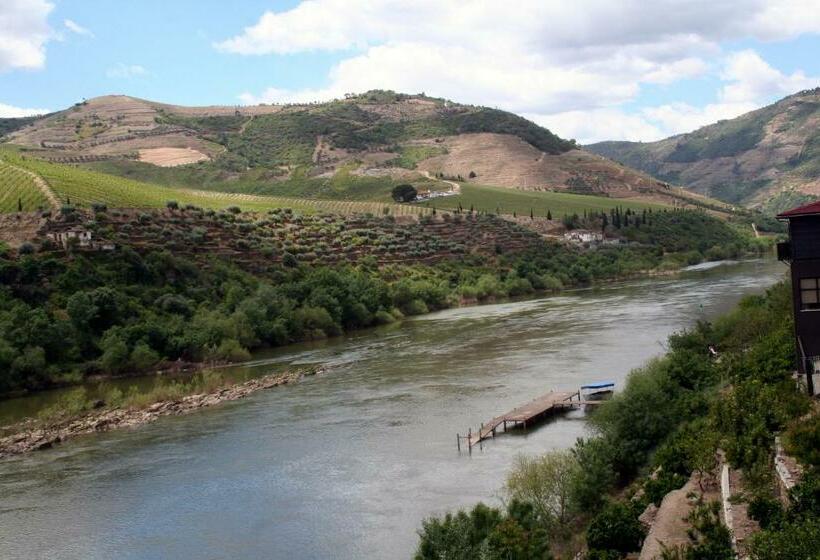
[587, 88, 820, 211]
[1, 91, 714, 208]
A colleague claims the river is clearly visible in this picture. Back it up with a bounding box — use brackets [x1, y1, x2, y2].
[0, 259, 785, 560]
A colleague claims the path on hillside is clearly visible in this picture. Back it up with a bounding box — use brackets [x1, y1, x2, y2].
[238, 114, 254, 135]
[1, 159, 60, 210]
[420, 170, 461, 194]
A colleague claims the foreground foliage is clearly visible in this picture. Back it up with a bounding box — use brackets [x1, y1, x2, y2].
[416, 501, 552, 560]
[417, 281, 818, 558]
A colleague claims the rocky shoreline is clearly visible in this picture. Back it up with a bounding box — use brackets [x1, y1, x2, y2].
[0, 368, 320, 460]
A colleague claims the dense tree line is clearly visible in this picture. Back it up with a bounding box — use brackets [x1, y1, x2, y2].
[0, 209, 763, 396]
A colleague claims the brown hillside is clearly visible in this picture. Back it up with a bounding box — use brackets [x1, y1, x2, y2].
[3, 91, 710, 208]
[587, 88, 820, 209]
[416, 133, 664, 198]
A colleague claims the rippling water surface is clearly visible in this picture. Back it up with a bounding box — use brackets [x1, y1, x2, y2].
[0, 260, 785, 560]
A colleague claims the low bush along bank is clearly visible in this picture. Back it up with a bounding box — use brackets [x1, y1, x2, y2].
[415, 282, 819, 559]
[0, 207, 765, 398]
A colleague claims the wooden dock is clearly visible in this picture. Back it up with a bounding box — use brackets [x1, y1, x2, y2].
[458, 390, 603, 451]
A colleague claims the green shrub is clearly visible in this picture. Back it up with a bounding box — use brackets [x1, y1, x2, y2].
[586, 501, 645, 555]
[749, 519, 820, 560]
[403, 299, 429, 316]
[415, 500, 552, 560]
[130, 342, 160, 370]
[748, 495, 784, 530]
[784, 414, 820, 468]
[208, 338, 251, 362]
[643, 471, 688, 506]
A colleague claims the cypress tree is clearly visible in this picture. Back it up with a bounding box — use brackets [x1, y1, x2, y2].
[17, 198, 22, 212]
[547, 210, 552, 220]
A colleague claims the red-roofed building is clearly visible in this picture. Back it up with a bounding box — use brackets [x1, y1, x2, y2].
[777, 199, 820, 395]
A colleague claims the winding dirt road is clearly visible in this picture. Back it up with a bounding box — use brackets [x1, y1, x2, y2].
[420, 170, 461, 194]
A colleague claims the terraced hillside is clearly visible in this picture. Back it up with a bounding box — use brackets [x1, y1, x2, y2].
[35, 208, 545, 270]
[588, 88, 820, 210]
[0, 151, 426, 217]
[3, 90, 695, 207]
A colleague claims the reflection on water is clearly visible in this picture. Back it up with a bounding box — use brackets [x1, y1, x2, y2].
[0, 260, 786, 560]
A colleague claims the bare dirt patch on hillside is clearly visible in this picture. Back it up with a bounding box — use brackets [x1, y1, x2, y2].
[416, 133, 661, 198]
[138, 147, 210, 167]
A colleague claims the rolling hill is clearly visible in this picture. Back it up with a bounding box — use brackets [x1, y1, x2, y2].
[587, 88, 820, 211]
[0, 91, 713, 209]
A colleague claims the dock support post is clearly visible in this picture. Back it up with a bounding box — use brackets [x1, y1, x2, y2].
[457, 433, 460, 452]
[468, 427, 472, 453]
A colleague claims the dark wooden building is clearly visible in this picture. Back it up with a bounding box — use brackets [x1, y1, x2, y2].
[778, 200, 820, 396]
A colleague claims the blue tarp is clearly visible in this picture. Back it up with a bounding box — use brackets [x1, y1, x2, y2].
[581, 382, 615, 390]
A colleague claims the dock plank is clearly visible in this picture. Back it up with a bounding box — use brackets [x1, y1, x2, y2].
[465, 390, 578, 447]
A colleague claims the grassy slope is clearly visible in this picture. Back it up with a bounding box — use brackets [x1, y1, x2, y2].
[417, 182, 668, 217]
[84, 156, 673, 217]
[83, 160, 446, 202]
[0, 160, 48, 211]
[0, 151, 426, 216]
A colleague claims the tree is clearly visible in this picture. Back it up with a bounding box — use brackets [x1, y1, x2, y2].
[130, 342, 160, 370]
[166, 200, 179, 210]
[570, 437, 617, 512]
[415, 501, 552, 560]
[504, 451, 579, 532]
[391, 184, 418, 202]
[469, 171, 477, 179]
[17, 198, 22, 212]
[547, 210, 552, 220]
[99, 333, 130, 373]
[586, 501, 645, 555]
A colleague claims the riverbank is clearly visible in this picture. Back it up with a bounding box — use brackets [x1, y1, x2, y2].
[0, 206, 766, 400]
[0, 258, 768, 453]
[0, 367, 321, 459]
[0, 259, 785, 560]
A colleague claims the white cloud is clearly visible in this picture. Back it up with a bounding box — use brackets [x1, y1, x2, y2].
[720, 49, 816, 103]
[0, 0, 53, 72]
[0, 102, 49, 118]
[531, 109, 666, 143]
[106, 63, 148, 79]
[221, 1, 820, 142]
[64, 19, 93, 38]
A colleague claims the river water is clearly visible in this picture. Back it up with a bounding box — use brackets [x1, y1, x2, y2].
[0, 259, 785, 560]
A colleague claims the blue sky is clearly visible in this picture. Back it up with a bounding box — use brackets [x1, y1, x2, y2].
[2, 0, 819, 143]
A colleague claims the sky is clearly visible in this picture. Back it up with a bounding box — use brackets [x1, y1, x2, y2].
[1, 0, 819, 144]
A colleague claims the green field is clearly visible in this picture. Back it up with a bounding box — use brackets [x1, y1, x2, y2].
[0, 151, 427, 216]
[0, 160, 48, 212]
[84, 159, 447, 202]
[417, 182, 669, 217]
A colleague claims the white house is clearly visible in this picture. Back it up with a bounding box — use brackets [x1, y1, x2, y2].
[48, 228, 93, 248]
[563, 230, 603, 244]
